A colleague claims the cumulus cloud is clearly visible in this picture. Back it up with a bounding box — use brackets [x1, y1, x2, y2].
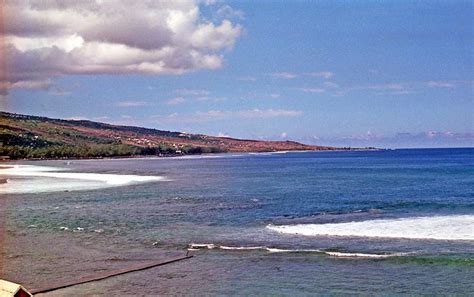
[216, 5, 245, 20]
[2, 0, 242, 91]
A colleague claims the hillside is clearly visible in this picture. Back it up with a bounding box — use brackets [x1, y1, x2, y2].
[0, 111, 338, 159]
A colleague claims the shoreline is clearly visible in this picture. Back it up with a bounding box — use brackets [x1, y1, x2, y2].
[0, 148, 383, 162]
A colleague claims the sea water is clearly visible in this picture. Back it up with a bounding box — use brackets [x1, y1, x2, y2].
[1, 148, 473, 295]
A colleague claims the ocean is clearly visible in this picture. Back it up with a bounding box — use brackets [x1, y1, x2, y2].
[1, 148, 473, 295]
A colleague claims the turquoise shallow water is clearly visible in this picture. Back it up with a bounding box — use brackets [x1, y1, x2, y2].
[2, 148, 474, 295]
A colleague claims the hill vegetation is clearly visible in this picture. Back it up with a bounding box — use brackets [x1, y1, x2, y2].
[0, 111, 338, 159]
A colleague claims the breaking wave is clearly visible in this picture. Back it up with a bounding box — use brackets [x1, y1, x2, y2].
[187, 243, 408, 258]
[267, 215, 474, 241]
[187, 243, 319, 253]
[0, 165, 165, 194]
[324, 252, 409, 258]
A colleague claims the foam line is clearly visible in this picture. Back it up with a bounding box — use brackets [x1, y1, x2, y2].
[324, 252, 409, 258]
[188, 243, 319, 253]
[187, 243, 407, 258]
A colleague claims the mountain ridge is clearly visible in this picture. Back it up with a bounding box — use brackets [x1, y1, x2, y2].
[0, 111, 340, 159]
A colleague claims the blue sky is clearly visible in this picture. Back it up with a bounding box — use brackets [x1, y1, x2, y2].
[2, 1, 472, 148]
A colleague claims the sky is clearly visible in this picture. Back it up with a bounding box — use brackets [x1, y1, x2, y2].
[1, 0, 473, 148]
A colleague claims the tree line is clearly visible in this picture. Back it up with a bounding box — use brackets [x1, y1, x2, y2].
[0, 143, 226, 159]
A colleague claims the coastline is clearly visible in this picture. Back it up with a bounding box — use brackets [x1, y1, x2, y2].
[0, 147, 382, 162]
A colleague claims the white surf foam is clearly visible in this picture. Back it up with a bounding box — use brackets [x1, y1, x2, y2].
[188, 243, 217, 250]
[265, 248, 322, 253]
[187, 243, 322, 253]
[219, 245, 267, 251]
[324, 251, 409, 258]
[186, 243, 406, 258]
[0, 165, 164, 194]
[267, 215, 474, 241]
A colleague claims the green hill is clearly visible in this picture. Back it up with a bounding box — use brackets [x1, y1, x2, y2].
[0, 111, 338, 159]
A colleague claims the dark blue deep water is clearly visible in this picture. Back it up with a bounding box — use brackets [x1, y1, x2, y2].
[2, 148, 473, 295]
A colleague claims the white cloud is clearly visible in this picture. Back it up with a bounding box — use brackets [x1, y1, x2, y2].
[350, 83, 413, 95]
[175, 89, 210, 96]
[294, 79, 471, 98]
[269, 72, 297, 79]
[93, 116, 110, 121]
[66, 116, 91, 121]
[306, 71, 334, 79]
[3, 1, 242, 91]
[323, 81, 339, 88]
[49, 89, 72, 96]
[216, 5, 245, 20]
[303, 131, 474, 148]
[151, 108, 302, 124]
[166, 97, 186, 105]
[298, 87, 325, 93]
[238, 76, 257, 82]
[0, 79, 52, 92]
[217, 132, 230, 137]
[426, 81, 457, 88]
[116, 101, 150, 107]
[269, 93, 281, 98]
[361, 83, 406, 91]
[196, 96, 226, 102]
[280, 132, 287, 138]
[350, 80, 472, 94]
[197, 109, 302, 119]
[191, 20, 242, 50]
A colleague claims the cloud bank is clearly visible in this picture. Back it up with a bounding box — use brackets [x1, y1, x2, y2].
[303, 131, 474, 148]
[151, 108, 303, 124]
[2, 0, 242, 92]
